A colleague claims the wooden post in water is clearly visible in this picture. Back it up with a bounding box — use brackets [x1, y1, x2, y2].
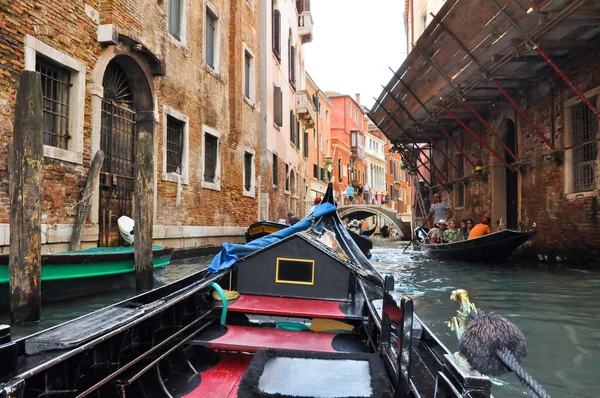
[134, 131, 154, 291]
[9, 71, 44, 324]
[68, 150, 104, 251]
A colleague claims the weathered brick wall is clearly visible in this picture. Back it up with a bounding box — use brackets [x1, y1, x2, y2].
[0, 0, 262, 249]
[0, 0, 100, 225]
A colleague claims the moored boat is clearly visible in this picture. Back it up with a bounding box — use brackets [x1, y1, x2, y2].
[0, 246, 173, 307]
[418, 228, 536, 262]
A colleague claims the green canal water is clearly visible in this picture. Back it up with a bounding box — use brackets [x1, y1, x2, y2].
[5, 242, 599, 397]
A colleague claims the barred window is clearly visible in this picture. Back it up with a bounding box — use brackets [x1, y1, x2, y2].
[244, 152, 253, 191]
[166, 116, 184, 174]
[572, 100, 598, 192]
[37, 55, 71, 150]
[204, 133, 218, 183]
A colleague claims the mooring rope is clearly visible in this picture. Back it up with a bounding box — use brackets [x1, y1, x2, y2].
[468, 310, 551, 398]
[496, 347, 550, 398]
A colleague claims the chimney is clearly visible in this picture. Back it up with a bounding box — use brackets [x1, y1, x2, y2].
[355, 93, 360, 104]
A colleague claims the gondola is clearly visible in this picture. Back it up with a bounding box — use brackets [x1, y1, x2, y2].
[418, 227, 536, 262]
[361, 224, 377, 237]
[247, 219, 374, 258]
[0, 184, 543, 397]
[0, 246, 173, 308]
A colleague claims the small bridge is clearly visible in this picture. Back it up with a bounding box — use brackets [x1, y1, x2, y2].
[337, 204, 409, 238]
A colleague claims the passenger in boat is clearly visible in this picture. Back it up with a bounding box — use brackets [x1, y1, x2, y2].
[287, 211, 300, 226]
[428, 219, 447, 243]
[427, 192, 452, 228]
[459, 220, 469, 241]
[466, 219, 474, 237]
[443, 219, 462, 243]
[468, 216, 492, 239]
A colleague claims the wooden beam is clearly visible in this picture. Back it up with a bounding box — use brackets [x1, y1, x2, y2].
[9, 71, 44, 325]
[510, 39, 589, 50]
[69, 150, 104, 251]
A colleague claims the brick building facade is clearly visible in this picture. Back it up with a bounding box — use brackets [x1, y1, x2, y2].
[372, 0, 600, 265]
[0, 0, 262, 251]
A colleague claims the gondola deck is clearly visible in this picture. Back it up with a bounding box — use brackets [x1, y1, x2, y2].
[189, 324, 369, 353]
[216, 294, 369, 320]
[182, 353, 251, 398]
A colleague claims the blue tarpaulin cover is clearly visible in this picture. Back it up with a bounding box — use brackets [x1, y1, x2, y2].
[208, 203, 337, 273]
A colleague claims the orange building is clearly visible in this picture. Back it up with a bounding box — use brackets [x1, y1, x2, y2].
[326, 92, 367, 204]
[305, 74, 332, 211]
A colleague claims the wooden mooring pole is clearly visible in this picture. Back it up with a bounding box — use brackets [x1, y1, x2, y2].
[9, 71, 44, 324]
[68, 150, 104, 251]
[134, 131, 154, 291]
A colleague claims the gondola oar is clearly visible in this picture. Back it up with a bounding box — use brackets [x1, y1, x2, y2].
[402, 212, 433, 253]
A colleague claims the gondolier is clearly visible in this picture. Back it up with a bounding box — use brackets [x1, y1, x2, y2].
[427, 192, 452, 228]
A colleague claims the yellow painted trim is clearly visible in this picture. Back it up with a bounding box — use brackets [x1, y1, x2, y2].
[275, 257, 315, 286]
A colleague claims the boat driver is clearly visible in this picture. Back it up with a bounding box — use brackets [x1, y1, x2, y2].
[427, 193, 452, 229]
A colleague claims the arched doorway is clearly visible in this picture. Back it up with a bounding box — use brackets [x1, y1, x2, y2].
[491, 119, 519, 230]
[98, 56, 154, 246]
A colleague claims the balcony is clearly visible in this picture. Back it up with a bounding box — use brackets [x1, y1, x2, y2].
[295, 91, 316, 129]
[298, 12, 313, 43]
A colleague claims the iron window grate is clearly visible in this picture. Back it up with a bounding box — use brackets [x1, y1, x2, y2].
[36, 55, 71, 150]
[572, 100, 598, 192]
[166, 116, 184, 174]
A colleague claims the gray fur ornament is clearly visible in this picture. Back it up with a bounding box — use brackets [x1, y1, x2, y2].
[458, 311, 527, 376]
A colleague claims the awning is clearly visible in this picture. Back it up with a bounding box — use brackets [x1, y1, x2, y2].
[370, 0, 600, 149]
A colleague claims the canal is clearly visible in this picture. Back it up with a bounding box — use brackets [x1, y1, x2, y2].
[6, 242, 598, 397]
[371, 239, 600, 398]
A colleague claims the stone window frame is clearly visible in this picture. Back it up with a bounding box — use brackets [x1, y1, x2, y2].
[563, 87, 600, 200]
[24, 35, 85, 165]
[162, 105, 189, 185]
[201, 125, 221, 191]
[243, 147, 256, 198]
[167, 0, 188, 49]
[204, 1, 221, 75]
[242, 43, 256, 105]
[326, 109, 329, 124]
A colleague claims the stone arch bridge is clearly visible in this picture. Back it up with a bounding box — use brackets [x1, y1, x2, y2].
[337, 204, 409, 238]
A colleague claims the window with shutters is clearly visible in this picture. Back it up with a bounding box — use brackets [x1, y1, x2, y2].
[338, 158, 342, 182]
[289, 38, 296, 89]
[285, 163, 290, 192]
[313, 163, 318, 179]
[205, 6, 219, 71]
[243, 150, 255, 197]
[272, 5, 281, 61]
[202, 126, 221, 190]
[274, 85, 282, 127]
[303, 131, 308, 158]
[168, 0, 187, 46]
[290, 110, 296, 147]
[162, 106, 189, 184]
[272, 153, 279, 186]
[320, 167, 325, 181]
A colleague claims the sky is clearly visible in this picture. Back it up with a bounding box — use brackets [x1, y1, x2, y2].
[304, 0, 407, 110]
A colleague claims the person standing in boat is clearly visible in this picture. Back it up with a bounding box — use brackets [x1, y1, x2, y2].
[427, 192, 452, 228]
[468, 216, 492, 239]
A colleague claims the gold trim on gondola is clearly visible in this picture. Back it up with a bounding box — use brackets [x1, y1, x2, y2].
[275, 257, 315, 285]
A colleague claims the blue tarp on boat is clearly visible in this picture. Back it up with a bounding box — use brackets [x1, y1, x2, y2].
[208, 203, 337, 273]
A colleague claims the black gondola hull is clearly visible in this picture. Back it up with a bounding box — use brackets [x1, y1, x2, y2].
[420, 229, 536, 262]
